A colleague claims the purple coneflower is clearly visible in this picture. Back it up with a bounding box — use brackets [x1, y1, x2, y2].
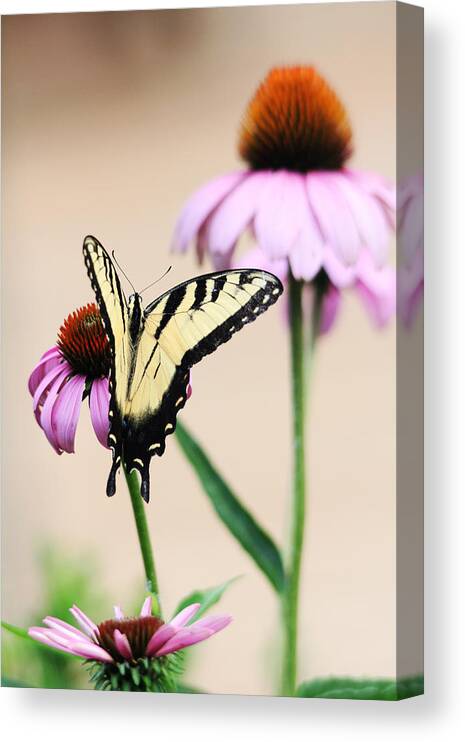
[28, 303, 111, 453]
[172, 66, 395, 326]
[29, 597, 231, 692]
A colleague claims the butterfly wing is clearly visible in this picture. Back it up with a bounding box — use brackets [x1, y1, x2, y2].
[82, 235, 130, 497]
[122, 269, 283, 501]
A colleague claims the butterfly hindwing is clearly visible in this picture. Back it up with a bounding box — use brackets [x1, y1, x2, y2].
[121, 270, 283, 500]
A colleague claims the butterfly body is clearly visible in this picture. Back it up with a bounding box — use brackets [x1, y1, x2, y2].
[83, 235, 283, 502]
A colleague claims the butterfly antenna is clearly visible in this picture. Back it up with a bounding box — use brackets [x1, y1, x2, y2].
[111, 250, 136, 294]
[140, 265, 172, 295]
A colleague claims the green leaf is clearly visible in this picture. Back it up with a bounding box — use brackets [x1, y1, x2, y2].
[175, 421, 285, 593]
[173, 577, 238, 622]
[1, 621, 80, 661]
[296, 675, 424, 701]
[1, 676, 33, 688]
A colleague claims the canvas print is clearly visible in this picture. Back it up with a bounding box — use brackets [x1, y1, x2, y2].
[1, 2, 424, 699]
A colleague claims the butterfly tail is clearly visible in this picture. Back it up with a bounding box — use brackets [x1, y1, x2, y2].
[106, 455, 121, 497]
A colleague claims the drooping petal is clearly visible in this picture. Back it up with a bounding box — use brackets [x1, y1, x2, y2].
[89, 377, 110, 448]
[113, 630, 133, 661]
[32, 360, 71, 416]
[170, 602, 201, 628]
[155, 626, 214, 657]
[352, 250, 396, 327]
[350, 169, 396, 215]
[140, 596, 152, 617]
[145, 624, 177, 657]
[28, 627, 81, 655]
[69, 604, 99, 638]
[254, 171, 306, 260]
[355, 280, 396, 328]
[332, 172, 391, 268]
[52, 373, 86, 454]
[38, 368, 73, 453]
[319, 284, 342, 335]
[288, 198, 324, 281]
[28, 347, 63, 396]
[207, 171, 268, 255]
[172, 172, 246, 253]
[67, 641, 114, 663]
[113, 605, 124, 620]
[307, 172, 360, 266]
[322, 247, 357, 288]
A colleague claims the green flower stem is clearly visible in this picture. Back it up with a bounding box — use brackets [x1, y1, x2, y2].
[123, 465, 161, 617]
[281, 274, 323, 696]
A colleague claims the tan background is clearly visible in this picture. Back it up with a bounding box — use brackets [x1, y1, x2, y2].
[2, 3, 398, 695]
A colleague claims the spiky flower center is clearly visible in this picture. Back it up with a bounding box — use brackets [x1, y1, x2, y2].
[97, 616, 164, 661]
[238, 66, 353, 173]
[57, 303, 111, 378]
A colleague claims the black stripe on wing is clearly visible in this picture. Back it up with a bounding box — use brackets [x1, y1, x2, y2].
[124, 269, 283, 501]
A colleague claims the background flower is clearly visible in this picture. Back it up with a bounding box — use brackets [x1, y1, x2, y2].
[28, 303, 111, 453]
[172, 66, 396, 329]
[29, 596, 232, 692]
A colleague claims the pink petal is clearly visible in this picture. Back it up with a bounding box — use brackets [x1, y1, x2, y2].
[89, 377, 110, 448]
[28, 627, 79, 655]
[39, 368, 73, 453]
[355, 282, 393, 327]
[43, 616, 90, 643]
[349, 169, 396, 214]
[172, 172, 246, 253]
[28, 347, 62, 396]
[155, 614, 232, 656]
[69, 605, 99, 638]
[254, 171, 306, 260]
[322, 247, 357, 288]
[140, 597, 152, 617]
[113, 630, 133, 661]
[307, 172, 360, 265]
[319, 284, 342, 335]
[113, 605, 124, 619]
[189, 614, 232, 634]
[207, 172, 267, 255]
[67, 642, 114, 663]
[145, 624, 177, 657]
[52, 373, 86, 454]
[288, 178, 324, 281]
[170, 603, 201, 628]
[32, 360, 70, 415]
[155, 626, 214, 657]
[352, 250, 396, 327]
[333, 172, 391, 268]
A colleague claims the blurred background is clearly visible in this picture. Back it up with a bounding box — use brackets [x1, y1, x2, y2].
[2, 3, 398, 694]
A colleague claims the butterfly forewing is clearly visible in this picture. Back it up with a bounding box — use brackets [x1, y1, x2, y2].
[83, 236, 283, 502]
[83, 236, 130, 495]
